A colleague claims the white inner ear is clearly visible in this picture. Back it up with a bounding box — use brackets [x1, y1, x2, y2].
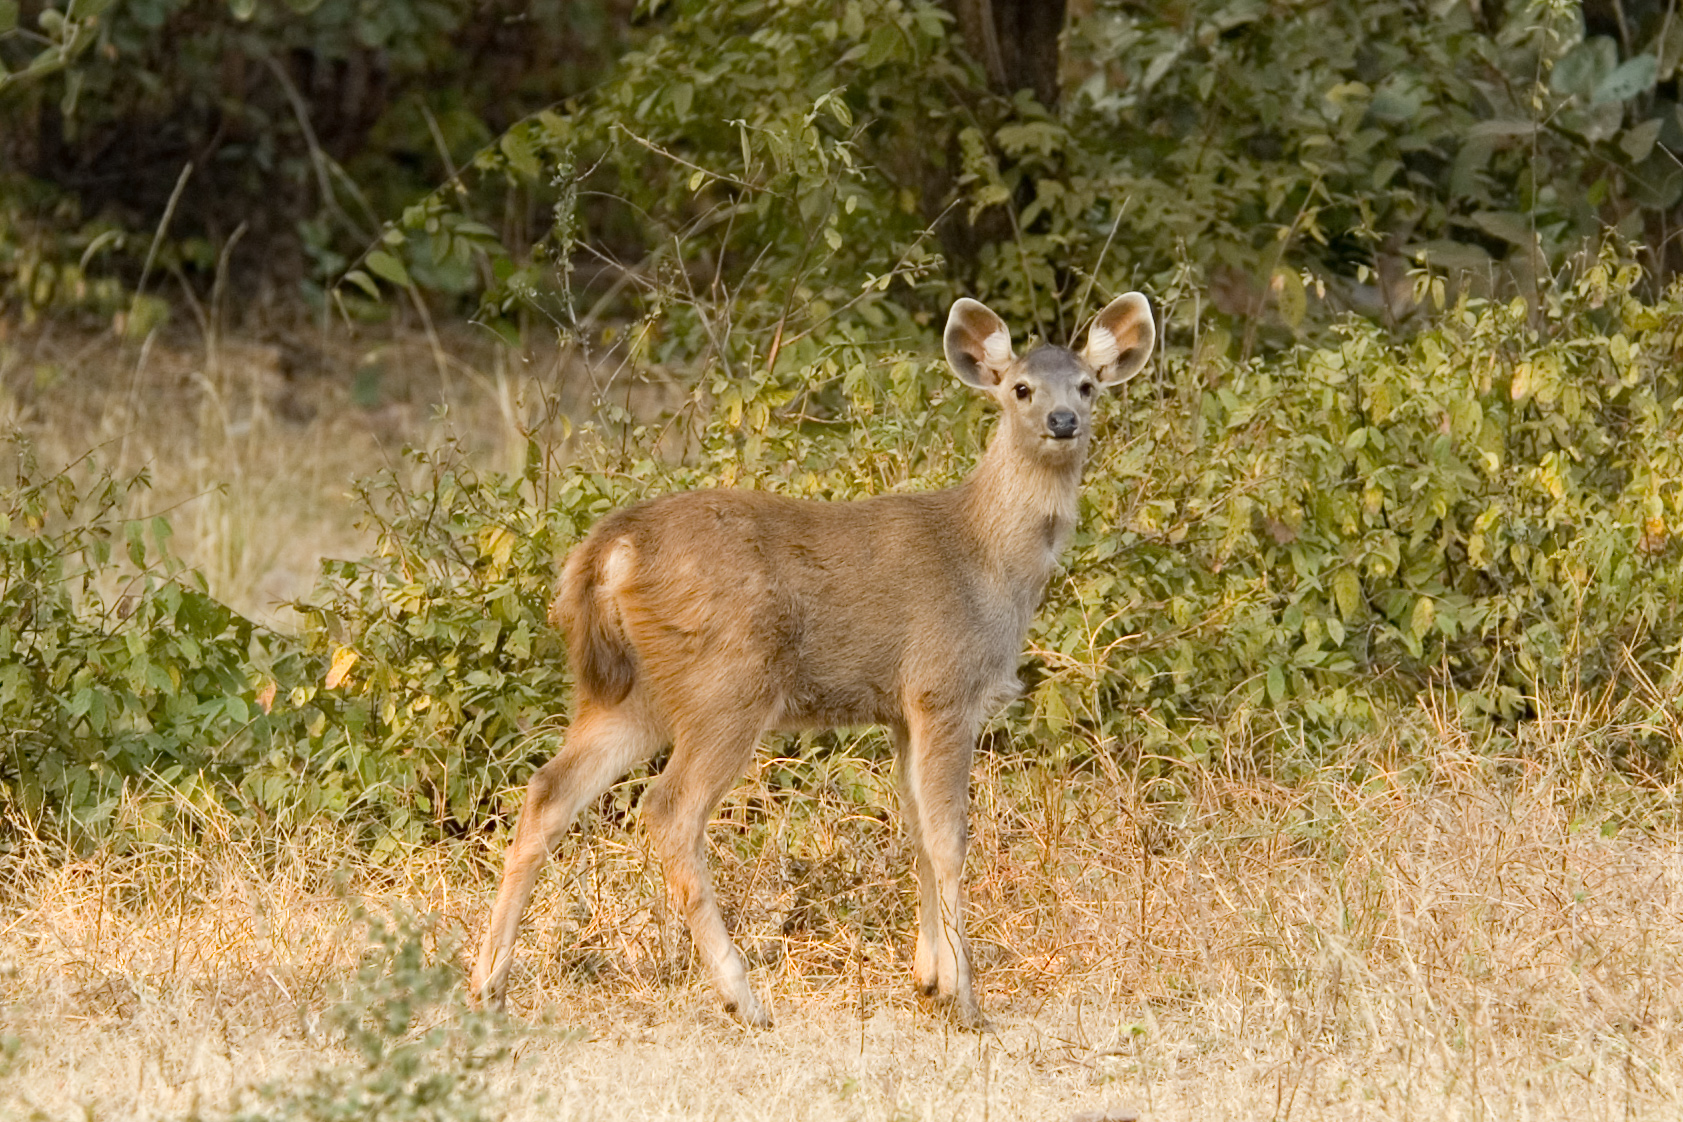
[1086, 325, 1119, 369]
[983, 330, 1013, 368]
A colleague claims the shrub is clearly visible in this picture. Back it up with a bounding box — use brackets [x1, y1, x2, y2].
[1036, 252, 1683, 770]
[311, 251, 1683, 790]
[0, 440, 312, 841]
[9, 256, 1683, 843]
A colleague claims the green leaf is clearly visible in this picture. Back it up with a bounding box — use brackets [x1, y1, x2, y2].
[1630, 150, 1683, 209]
[66, 687, 94, 719]
[842, 0, 865, 39]
[1412, 239, 1491, 273]
[125, 520, 146, 568]
[228, 0, 256, 20]
[1266, 664, 1286, 704]
[1621, 117, 1664, 162]
[343, 269, 380, 299]
[1469, 211, 1533, 247]
[1408, 595, 1436, 639]
[499, 129, 541, 179]
[1333, 570, 1362, 621]
[861, 23, 901, 68]
[366, 251, 411, 288]
[0, 2, 18, 33]
[995, 121, 1065, 157]
[670, 81, 693, 120]
[1593, 55, 1657, 105]
[1273, 267, 1306, 330]
[1466, 119, 1537, 140]
[1552, 37, 1617, 99]
[822, 91, 852, 129]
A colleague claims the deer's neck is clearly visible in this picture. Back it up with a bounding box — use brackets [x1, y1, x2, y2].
[958, 437, 1083, 591]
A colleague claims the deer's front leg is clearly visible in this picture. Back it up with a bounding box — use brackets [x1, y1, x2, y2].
[904, 707, 984, 1030]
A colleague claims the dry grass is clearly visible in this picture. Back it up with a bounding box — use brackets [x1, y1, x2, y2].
[2, 706, 1680, 1122]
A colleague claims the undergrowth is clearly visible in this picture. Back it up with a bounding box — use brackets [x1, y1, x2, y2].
[6, 255, 1683, 846]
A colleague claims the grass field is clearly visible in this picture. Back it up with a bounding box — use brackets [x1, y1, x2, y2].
[3, 710, 1680, 1121]
[3, 322, 1682, 1120]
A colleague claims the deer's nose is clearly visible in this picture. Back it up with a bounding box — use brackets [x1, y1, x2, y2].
[1047, 409, 1079, 439]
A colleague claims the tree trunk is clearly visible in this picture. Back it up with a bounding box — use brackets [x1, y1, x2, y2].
[945, 0, 1068, 107]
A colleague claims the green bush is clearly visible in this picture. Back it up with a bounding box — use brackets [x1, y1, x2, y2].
[314, 252, 1683, 792]
[9, 260, 1683, 842]
[0, 442, 314, 840]
[362, 0, 967, 352]
[0, 0, 630, 316]
[278, 447, 574, 851]
[1038, 254, 1683, 767]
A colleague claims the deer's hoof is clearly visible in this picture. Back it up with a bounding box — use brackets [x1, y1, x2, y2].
[916, 990, 992, 1033]
[724, 993, 773, 1030]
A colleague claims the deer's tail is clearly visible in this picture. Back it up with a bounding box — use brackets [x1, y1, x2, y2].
[551, 530, 637, 706]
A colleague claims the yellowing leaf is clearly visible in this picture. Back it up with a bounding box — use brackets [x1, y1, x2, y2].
[500, 128, 542, 178]
[1333, 569, 1363, 621]
[1408, 595, 1436, 639]
[325, 645, 360, 690]
[1510, 362, 1531, 401]
[1272, 267, 1307, 330]
[478, 524, 515, 573]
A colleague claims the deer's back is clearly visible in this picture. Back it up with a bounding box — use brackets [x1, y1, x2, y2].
[570, 487, 1032, 730]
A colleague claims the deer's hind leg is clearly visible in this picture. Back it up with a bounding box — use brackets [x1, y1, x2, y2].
[643, 708, 769, 1028]
[472, 693, 664, 1009]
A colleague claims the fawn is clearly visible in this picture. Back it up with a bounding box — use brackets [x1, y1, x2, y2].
[471, 293, 1155, 1028]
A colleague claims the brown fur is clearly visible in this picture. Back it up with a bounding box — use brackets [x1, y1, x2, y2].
[472, 293, 1156, 1029]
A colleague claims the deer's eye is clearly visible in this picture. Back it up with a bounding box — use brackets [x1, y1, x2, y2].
[1079, 382, 1094, 399]
[1014, 383, 1031, 401]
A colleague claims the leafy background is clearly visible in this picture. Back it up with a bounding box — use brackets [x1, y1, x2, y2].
[5, 0, 1683, 846]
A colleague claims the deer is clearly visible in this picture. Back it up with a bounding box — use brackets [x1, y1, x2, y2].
[470, 292, 1156, 1030]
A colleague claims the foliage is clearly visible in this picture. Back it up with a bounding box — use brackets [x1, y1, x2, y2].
[1048, 0, 1585, 319]
[1037, 252, 1683, 768]
[277, 446, 575, 852]
[376, 0, 1683, 353]
[0, 0, 630, 318]
[11, 0, 1683, 340]
[360, 0, 966, 359]
[10, 252, 1683, 840]
[329, 251, 1683, 785]
[225, 908, 507, 1122]
[0, 440, 312, 840]
[0, 173, 130, 323]
[0, 0, 112, 97]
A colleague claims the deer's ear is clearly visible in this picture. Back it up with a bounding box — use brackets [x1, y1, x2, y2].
[944, 298, 1015, 389]
[1083, 293, 1155, 386]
